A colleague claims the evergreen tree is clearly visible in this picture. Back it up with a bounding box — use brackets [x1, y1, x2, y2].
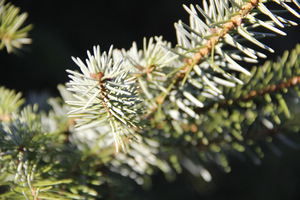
[1, 0, 300, 199]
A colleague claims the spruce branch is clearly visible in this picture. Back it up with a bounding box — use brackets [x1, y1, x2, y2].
[0, 86, 24, 121]
[0, 0, 32, 53]
[0, 105, 82, 199]
[197, 72, 300, 113]
[152, 0, 300, 113]
[109, 43, 300, 181]
[66, 46, 144, 152]
[120, 36, 178, 114]
[61, 0, 300, 195]
[157, 44, 300, 172]
[1, 0, 300, 199]
[0, 96, 106, 199]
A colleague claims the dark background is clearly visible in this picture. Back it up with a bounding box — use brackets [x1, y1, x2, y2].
[1, 1, 300, 199]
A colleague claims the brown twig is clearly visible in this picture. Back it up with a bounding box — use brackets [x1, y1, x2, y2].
[197, 75, 300, 113]
[90, 72, 111, 115]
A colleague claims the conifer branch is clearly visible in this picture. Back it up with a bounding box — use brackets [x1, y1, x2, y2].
[152, 0, 282, 113]
[0, 86, 24, 121]
[0, 0, 32, 53]
[198, 75, 300, 113]
[145, 0, 300, 122]
[66, 46, 144, 152]
[1, 0, 300, 199]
